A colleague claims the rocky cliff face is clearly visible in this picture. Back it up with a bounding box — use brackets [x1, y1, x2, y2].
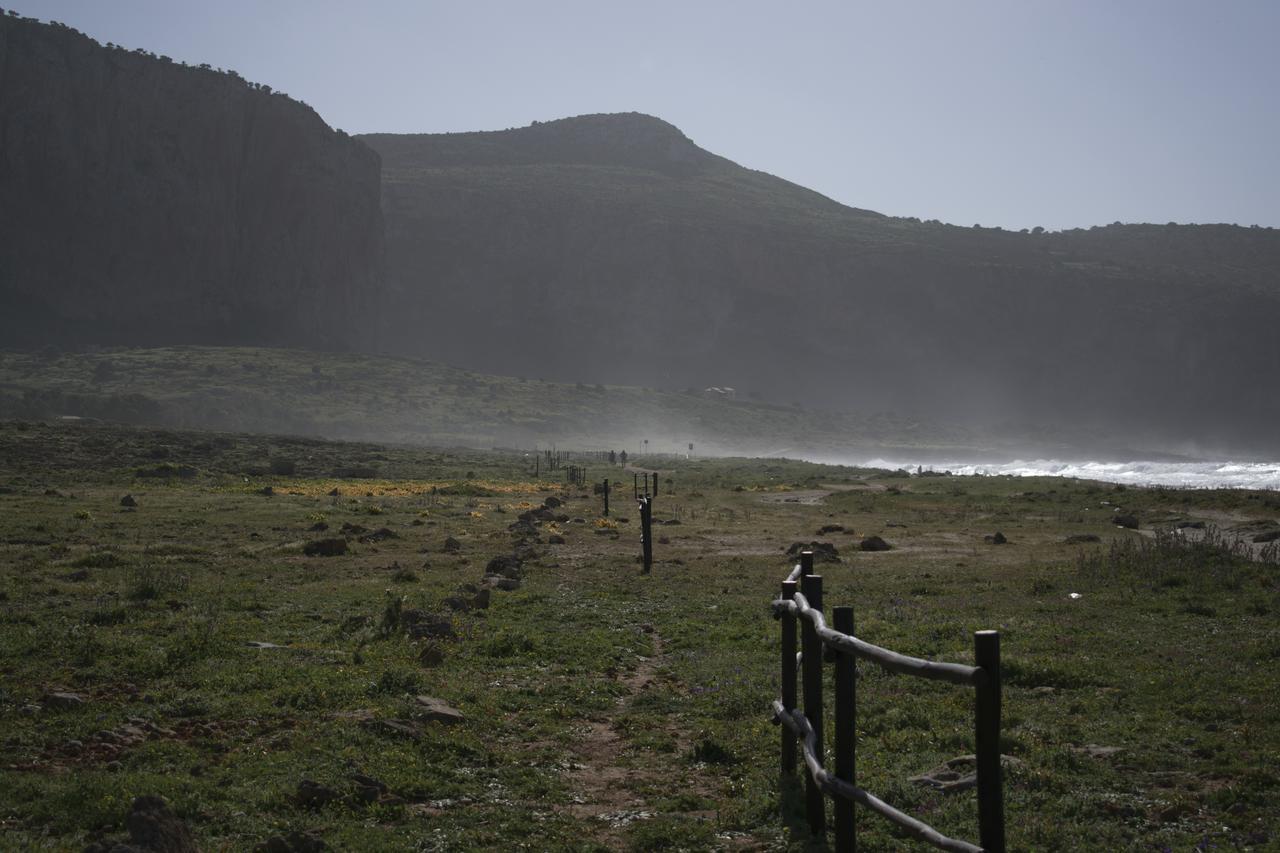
[0, 14, 384, 350]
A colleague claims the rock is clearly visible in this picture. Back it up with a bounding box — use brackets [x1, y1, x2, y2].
[64, 568, 90, 582]
[859, 536, 892, 552]
[987, 531, 1008, 545]
[245, 641, 285, 649]
[483, 575, 521, 591]
[816, 524, 845, 535]
[785, 541, 841, 562]
[471, 588, 491, 610]
[441, 595, 471, 613]
[1175, 520, 1206, 530]
[116, 795, 199, 852]
[339, 522, 368, 536]
[258, 486, 274, 496]
[413, 695, 465, 725]
[543, 496, 563, 508]
[1072, 744, 1124, 759]
[328, 488, 340, 497]
[255, 830, 328, 853]
[363, 718, 423, 741]
[570, 517, 586, 524]
[1030, 686, 1056, 695]
[485, 555, 523, 579]
[417, 642, 445, 668]
[297, 779, 342, 809]
[548, 534, 566, 544]
[303, 538, 348, 557]
[1064, 534, 1100, 544]
[309, 521, 329, 532]
[402, 611, 454, 640]
[358, 527, 398, 543]
[1113, 514, 1139, 530]
[661, 518, 681, 526]
[1253, 530, 1280, 543]
[120, 494, 137, 508]
[909, 754, 1025, 793]
[42, 691, 86, 710]
[441, 536, 462, 553]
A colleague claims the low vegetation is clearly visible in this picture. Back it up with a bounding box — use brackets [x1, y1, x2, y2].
[0, 419, 1277, 849]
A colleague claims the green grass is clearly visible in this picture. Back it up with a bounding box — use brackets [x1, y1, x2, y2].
[1, 419, 1278, 850]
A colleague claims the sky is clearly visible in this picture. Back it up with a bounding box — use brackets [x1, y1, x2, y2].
[14, 0, 1280, 231]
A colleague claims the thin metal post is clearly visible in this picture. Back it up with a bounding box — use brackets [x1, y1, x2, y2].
[653, 472, 659, 497]
[780, 580, 798, 775]
[833, 606, 856, 850]
[800, 572, 825, 837]
[975, 630, 1004, 853]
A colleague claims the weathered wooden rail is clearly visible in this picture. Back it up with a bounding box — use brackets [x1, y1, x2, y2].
[772, 551, 1004, 852]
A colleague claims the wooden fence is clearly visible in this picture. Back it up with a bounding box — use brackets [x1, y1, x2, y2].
[772, 551, 1004, 852]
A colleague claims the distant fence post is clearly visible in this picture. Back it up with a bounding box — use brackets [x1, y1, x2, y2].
[640, 496, 653, 574]
[975, 630, 1005, 853]
[780, 579, 798, 775]
[603, 479, 610, 517]
[833, 606, 856, 850]
[800, 568, 825, 836]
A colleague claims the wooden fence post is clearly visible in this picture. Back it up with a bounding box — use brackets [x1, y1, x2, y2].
[800, 549, 815, 577]
[780, 579, 798, 775]
[603, 479, 610, 517]
[975, 630, 1004, 853]
[800, 571, 825, 837]
[640, 496, 653, 574]
[653, 472, 659, 497]
[833, 606, 856, 850]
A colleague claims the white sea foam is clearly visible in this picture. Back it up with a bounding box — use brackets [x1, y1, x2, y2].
[856, 459, 1280, 490]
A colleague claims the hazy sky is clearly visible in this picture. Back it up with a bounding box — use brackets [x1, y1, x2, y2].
[16, 0, 1279, 230]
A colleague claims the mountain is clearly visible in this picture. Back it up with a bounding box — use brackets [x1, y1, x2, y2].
[0, 13, 384, 351]
[361, 114, 1280, 455]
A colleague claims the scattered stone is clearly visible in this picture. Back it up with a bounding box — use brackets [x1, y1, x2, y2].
[785, 541, 841, 562]
[1175, 520, 1206, 530]
[327, 488, 340, 496]
[309, 521, 329, 532]
[985, 531, 1008, 545]
[359, 527, 398, 543]
[816, 524, 845, 535]
[909, 754, 1025, 793]
[471, 588, 491, 610]
[661, 518, 681, 526]
[418, 642, 445, 668]
[64, 568, 90, 582]
[483, 575, 521, 591]
[120, 494, 137, 508]
[441, 536, 462, 553]
[1113, 514, 1139, 530]
[1253, 530, 1280, 543]
[859, 536, 892, 552]
[297, 779, 342, 809]
[303, 538, 348, 557]
[363, 718, 423, 741]
[485, 555, 523, 579]
[1030, 686, 1056, 695]
[258, 486, 274, 497]
[255, 830, 328, 853]
[42, 691, 86, 710]
[570, 517, 586, 524]
[339, 522, 368, 536]
[1072, 744, 1124, 759]
[413, 695, 465, 725]
[885, 521, 908, 528]
[245, 641, 285, 649]
[441, 595, 471, 613]
[543, 496, 563, 508]
[548, 534, 566, 544]
[1064, 534, 1100, 544]
[402, 610, 454, 640]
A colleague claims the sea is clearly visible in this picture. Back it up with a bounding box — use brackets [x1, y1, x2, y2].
[856, 459, 1280, 491]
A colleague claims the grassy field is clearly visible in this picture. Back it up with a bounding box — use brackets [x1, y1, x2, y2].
[0, 345, 1098, 460]
[1, 419, 1278, 850]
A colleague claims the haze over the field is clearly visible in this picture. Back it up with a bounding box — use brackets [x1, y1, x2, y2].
[18, 0, 1280, 232]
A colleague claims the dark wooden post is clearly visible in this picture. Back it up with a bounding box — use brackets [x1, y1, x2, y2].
[975, 630, 1004, 853]
[833, 606, 856, 850]
[800, 549, 815, 577]
[780, 579, 798, 775]
[603, 479, 610, 517]
[633, 473, 638, 500]
[640, 496, 653, 574]
[800, 571, 825, 837]
[652, 472, 659, 497]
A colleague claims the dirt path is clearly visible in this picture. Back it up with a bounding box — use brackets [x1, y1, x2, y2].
[563, 628, 673, 842]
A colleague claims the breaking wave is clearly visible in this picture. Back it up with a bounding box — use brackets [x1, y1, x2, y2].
[858, 459, 1280, 490]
